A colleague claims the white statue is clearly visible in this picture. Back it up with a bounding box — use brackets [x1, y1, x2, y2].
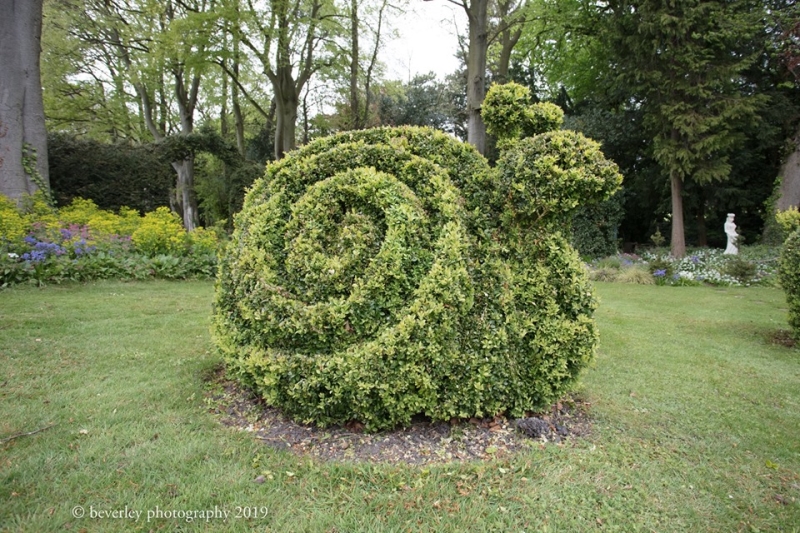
[724, 213, 738, 255]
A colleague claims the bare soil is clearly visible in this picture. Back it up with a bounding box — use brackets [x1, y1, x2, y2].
[203, 366, 593, 466]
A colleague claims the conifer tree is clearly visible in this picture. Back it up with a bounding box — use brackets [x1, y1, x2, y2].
[605, 0, 766, 256]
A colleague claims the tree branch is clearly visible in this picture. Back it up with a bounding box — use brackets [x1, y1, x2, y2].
[0, 424, 56, 445]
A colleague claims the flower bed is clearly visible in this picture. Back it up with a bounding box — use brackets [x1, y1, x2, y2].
[0, 192, 219, 287]
[587, 246, 779, 287]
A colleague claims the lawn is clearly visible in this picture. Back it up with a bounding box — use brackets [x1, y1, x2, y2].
[0, 280, 798, 532]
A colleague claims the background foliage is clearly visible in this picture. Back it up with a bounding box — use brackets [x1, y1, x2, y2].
[0, 193, 218, 287]
[48, 134, 172, 213]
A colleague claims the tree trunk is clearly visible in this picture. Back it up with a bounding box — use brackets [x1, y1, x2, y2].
[172, 158, 198, 231]
[273, 66, 299, 160]
[172, 66, 200, 230]
[670, 168, 686, 257]
[231, 47, 246, 155]
[349, 0, 360, 129]
[0, 0, 49, 202]
[494, 0, 522, 84]
[465, 0, 488, 155]
[275, 94, 298, 160]
[362, 0, 387, 128]
[776, 129, 800, 211]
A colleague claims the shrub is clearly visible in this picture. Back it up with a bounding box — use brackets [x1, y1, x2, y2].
[58, 197, 132, 238]
[779, 228, 800, 338]
[213, 125, 621, 430]
[19, 191, 60, 230]
[482, 82, 564, 148]
[48, 133, 171, 213]
[116, 206, 143, 236]
[616, 266, 655, 285]
[723, 256, 757, 285]
[188, 227, 219, 256]
[776, 207, 800, 237]
[0, 193, 219, 287]
[635, 248, 778, 287]
[131, 207, 188, 256]
[647, 257, 674, 278]
[589, 267, 621, 282]
[495, 131, 623, 227]
[594, 256, 623, 270]
[0, 195, 28, 251]
[571, 191, 625, 259]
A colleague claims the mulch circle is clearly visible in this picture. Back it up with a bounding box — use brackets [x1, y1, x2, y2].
[203, 366, 593, 466]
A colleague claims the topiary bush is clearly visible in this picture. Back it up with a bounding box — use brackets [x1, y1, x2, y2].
[495, 130, 623, 227]
[213, 125, 622, 431]
[482, 82, 564, 148]
[779, 228, 800, 338]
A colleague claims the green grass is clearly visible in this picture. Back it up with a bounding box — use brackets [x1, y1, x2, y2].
[0, 280, 798, 532]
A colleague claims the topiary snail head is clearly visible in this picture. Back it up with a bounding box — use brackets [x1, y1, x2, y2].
[483, 82, 623, 227]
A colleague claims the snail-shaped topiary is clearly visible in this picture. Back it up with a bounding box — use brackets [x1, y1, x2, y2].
[213, 110, 622, 430]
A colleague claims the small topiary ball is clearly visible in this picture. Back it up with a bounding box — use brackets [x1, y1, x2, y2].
[779, 228, 800, 338]
[496, 130, 623, 226]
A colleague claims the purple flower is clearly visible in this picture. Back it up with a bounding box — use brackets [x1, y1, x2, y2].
[22, 250, 47, 262]
[690, 255, 700, 264]
[60, 228, 73, 240]
[654, 269, 667, 277]
[24, 235, 37, 245]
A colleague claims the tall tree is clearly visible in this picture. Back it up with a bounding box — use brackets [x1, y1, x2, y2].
[41, 0, 147, 141]
[429, 0, 529, 154]
[424, 0, 490, 152]
[79, 0, 212, 230]
[0, 0, 50, 202]
[231, 0, 338, 159]
[488, 0, 527, 83]
[775, 7, 800, 211]
[604, 0, 766, 257]
[375, 72, 458, 130]
[345, 0, 393, 129]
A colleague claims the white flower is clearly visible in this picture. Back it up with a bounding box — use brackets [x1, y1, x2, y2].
[7, 253, 19, 259]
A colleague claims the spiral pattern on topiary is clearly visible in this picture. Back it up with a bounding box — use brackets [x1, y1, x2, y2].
[213, 126, 620, 430]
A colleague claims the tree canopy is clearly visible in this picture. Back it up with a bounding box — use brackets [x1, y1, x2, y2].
[21, 0, 798, 252]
